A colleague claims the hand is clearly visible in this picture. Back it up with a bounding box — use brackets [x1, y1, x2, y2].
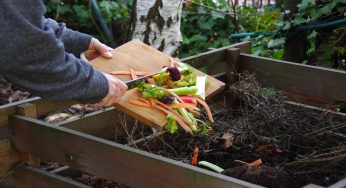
[85, 38, 113, 61]
[88, 74, 128, 107]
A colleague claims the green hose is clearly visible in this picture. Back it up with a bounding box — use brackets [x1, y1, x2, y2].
[91, 0, 117, 47]
[230, 19, 346, 39]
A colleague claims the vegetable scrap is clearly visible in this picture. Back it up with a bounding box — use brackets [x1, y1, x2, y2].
[130, 73, 346, 187]
[109, 69, 153, 77]
[234, 159, 262, 167]
[129, 68, 137, 80]
[191, 147, 199, 165]
[128, 60, 213, 135]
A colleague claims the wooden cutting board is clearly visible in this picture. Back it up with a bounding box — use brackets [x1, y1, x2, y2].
[90, 40, 225, 130]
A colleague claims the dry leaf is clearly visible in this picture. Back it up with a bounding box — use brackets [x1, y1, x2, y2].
[221, 132, 234, 149]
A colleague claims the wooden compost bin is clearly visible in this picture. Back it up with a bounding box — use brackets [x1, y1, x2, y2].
[1, 41, 346, 188]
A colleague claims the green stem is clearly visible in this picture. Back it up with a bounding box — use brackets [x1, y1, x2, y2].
[173, 100, 198, 131]
[198, 161, 224, 174]
[169, 86, 198, 96]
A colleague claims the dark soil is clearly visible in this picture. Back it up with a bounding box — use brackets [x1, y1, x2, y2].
[130, 73, 346, 188]
[0, 75, 31, 105]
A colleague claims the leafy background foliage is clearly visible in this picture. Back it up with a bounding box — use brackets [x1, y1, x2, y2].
[45, 0, 131, 45]
[44, 0, 345, 110]
[180, 0, 234, 57]
[44, 0, 345, 68]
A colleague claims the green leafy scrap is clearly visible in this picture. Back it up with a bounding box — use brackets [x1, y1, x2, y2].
[165, 114, 179, 134]
[156, 71, 166, 86]
[199, 122, 212, 135]
[143, 88, 166, 99]
[136, 81, 166, 99]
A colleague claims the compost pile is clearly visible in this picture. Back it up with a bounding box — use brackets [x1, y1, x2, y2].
[131, 73, 346, 188]
[0, 75, 31, 105]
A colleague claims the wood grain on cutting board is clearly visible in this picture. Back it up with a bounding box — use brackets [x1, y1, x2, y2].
[90, 40, 225, 131]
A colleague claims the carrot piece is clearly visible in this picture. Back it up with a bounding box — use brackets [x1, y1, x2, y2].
[129, 68, 137, 80]
[169, 103, 200, 111]
[164, 81, 177, 89]
[234, 159, 262, 167]
[154, 100, 194, 126]
[109, 71, 130, 75]
[136, 71, 152, 76]
[155, 105, 193, 134]
[191, 147, 199, 165]
[190, 109, 201, 116]
[249, 159, 262, 167]
[194, 97, 214, 123]
[128, 100, 152, 108]
[169, 57, 175, 67]
[109, 70, 152, 76]
[149, 99, 156, 108]
[137, 98, 151, 105]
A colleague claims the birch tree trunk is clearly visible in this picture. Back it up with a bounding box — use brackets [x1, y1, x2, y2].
[131, 0, 182, 56]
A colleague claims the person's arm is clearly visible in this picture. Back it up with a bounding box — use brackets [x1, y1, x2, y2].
[0, 3, 108, 103]
[44, 18, 113, 60]
[44, 18, 92, 57]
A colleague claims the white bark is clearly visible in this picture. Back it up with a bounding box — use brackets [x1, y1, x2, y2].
[131, 0, 182, 56]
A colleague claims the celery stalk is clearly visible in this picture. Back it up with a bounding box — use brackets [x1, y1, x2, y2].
[195, 76, 207, 100]
[198, 161, 224, 173]
[172, 100, 198, 131]
[169, 86, 198, 96]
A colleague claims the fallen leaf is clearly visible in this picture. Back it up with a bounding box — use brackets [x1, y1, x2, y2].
[255, 144, 271, 153]
[44, 113, 71, 124]
[221, 132, 234, 149]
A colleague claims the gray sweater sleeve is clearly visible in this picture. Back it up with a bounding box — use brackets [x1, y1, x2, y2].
[0, 0, 108, 103]
[44, 18, 92, 56]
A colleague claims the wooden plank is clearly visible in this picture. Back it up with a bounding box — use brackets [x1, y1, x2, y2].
[33, 99, 77, 117]
[0, 97, 40, 110]
[58, 108, 130, 140]
[224, 48, 241, 107]
[182, 41, 251, 69]
[90, 40, 225, 131]
[285, 101, 346, 117]
[226, 48, 241, 84]
[16, 103, 37, 118]
[0, 108, 16, 126]
[240, 54, 346, 102]
[1, 166, 91, 188]
[329, 178, 346, 188]
[10, 115, 259, 188]
[0, 139, 20, 177]
[15, 103, 40, 167]
[0, 99, 76, 127]
[181, 42, 250, 77]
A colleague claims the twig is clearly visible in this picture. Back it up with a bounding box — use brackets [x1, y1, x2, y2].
[305, 122, 346, 136]
[285, 153, 346, 166]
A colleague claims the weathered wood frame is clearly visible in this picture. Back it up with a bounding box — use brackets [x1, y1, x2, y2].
[1, 41, 346, 187]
